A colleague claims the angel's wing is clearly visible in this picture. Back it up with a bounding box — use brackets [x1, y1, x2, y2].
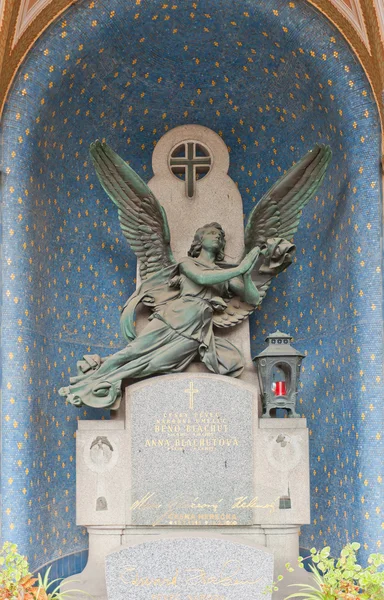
[213, 145, 331, 329]
[90, 141, 175, 280]
[212, 297, 256, 328]
[244, 144, 332, 254]
[213, 288, 273, 328]
[212, 240, 295, 328]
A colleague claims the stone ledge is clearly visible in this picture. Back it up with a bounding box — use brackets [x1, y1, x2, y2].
[259, 417, 307, 429]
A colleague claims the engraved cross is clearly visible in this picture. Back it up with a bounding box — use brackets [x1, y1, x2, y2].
[184, 381, 199, 410]
[170, 141, 212, 198]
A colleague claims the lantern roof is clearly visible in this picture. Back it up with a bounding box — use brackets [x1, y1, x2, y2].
[253, 330, 305, 359]
[265, 330, 292, 342]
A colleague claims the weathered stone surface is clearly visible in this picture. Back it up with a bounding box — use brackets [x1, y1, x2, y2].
[105, 536, 273, 600]
[76, 429, 128, 526]
[254, 419, 310, 524]
[149, 125, 244, 263]
[75, 376, 310, 528]
[72, 373, 310, 600]
[147, 124, 256, 384]
[128, 374, 256, 526]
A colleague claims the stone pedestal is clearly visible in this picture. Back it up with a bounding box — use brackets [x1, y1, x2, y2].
[64, 527, 124, 600]
[106, 534, 274, 600]
[63, 373, 310, 599]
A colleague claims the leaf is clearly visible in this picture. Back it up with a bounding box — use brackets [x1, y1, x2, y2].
[351, 542, 360, 551]
[320, 547, 330, 559]
[20, 575, 38, 588]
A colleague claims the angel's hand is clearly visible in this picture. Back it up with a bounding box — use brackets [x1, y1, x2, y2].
[239, 247, 260, 275]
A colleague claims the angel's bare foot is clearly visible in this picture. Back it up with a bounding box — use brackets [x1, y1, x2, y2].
[59, 386, 70, 396]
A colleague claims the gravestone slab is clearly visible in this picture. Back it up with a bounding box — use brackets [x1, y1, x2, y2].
[127, 375, 255, 526]
[105, 537, 273, 600]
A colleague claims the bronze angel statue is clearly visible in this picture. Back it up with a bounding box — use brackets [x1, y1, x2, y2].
[59, 141, 331, 409]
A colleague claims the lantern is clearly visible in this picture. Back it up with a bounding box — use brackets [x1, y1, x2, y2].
[253, 331, 305, 418]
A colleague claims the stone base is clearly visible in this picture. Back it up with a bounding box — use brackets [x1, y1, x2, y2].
[67, 374, 310, 599]
[61, 524, 302, 600]
[61, 526, 124, 600]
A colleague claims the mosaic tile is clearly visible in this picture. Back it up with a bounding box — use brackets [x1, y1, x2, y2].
[0, 0, 382, 571]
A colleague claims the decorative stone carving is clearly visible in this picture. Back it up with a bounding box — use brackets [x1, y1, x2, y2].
[58, 130, 331, 410]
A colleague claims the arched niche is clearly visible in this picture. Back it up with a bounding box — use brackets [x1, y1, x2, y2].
[0, 0, 382, 574]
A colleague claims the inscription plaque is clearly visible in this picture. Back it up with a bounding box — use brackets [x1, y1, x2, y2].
[129, 375, 255, 526]
[105, 537, 273, 600]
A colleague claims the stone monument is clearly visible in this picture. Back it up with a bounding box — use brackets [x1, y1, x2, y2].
[105, 536, 274, 600]
[62, 126, 331, 599]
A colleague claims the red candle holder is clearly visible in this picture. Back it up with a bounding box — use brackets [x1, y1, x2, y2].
[274, 381, 287, 396]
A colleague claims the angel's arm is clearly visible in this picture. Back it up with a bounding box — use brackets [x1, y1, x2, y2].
[180, 248, 260, 286]
[180, 260, 243, 286]
[229, 272, 261, 306]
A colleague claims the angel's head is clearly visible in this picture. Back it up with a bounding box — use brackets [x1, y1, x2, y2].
[188, 222, 226, 262]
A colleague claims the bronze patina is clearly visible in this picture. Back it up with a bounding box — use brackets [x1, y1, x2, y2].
[59, 141, 331, 409]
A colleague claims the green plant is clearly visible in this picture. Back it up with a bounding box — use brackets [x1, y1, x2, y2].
[0, 542, 31, 599]
[0, 543, 90, 600]
[263, 563, 294, 595]
[286, 543, 384, 600]
[36, 566, 90, 599]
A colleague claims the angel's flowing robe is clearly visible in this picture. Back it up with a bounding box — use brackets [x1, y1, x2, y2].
[60, 239, 294, 409]
[61, 258, 245, 409]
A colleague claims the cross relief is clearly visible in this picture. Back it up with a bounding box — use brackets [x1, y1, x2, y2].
[184, 381, 199, 410]
[169, 141, 212, 198]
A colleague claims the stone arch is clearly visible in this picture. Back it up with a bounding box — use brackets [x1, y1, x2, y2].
[0, 0, 382, 574]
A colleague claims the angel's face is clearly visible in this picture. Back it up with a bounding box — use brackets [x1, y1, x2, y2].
[201, 227, 222, 253]
[188, 222, 225, 261]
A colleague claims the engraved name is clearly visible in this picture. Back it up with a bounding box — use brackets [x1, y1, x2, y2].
[120, 560, 262, 588]
[130, 493, 278, 521]
[151, 595, 226, 600]
[145, 438, 239, 448]
[143, 408, 237, 453]
[154, 424, 229, 434]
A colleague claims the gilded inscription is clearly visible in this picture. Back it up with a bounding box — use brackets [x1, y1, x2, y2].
[130, 492, 278, 526]
[131, 493, 278, 514]
[145, 411, 237, 452]
[120, 560, 262, 587]
[184, 382, 199, 410]
[151, 596, 226, 600]
[232, 496, 279, 511]
[133, 391, 255, 527]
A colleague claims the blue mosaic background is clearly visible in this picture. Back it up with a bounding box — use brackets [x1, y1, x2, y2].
[0, 0, 382, 573]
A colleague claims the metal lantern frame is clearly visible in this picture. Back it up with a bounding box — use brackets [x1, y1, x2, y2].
[254, 331, 305, 418]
